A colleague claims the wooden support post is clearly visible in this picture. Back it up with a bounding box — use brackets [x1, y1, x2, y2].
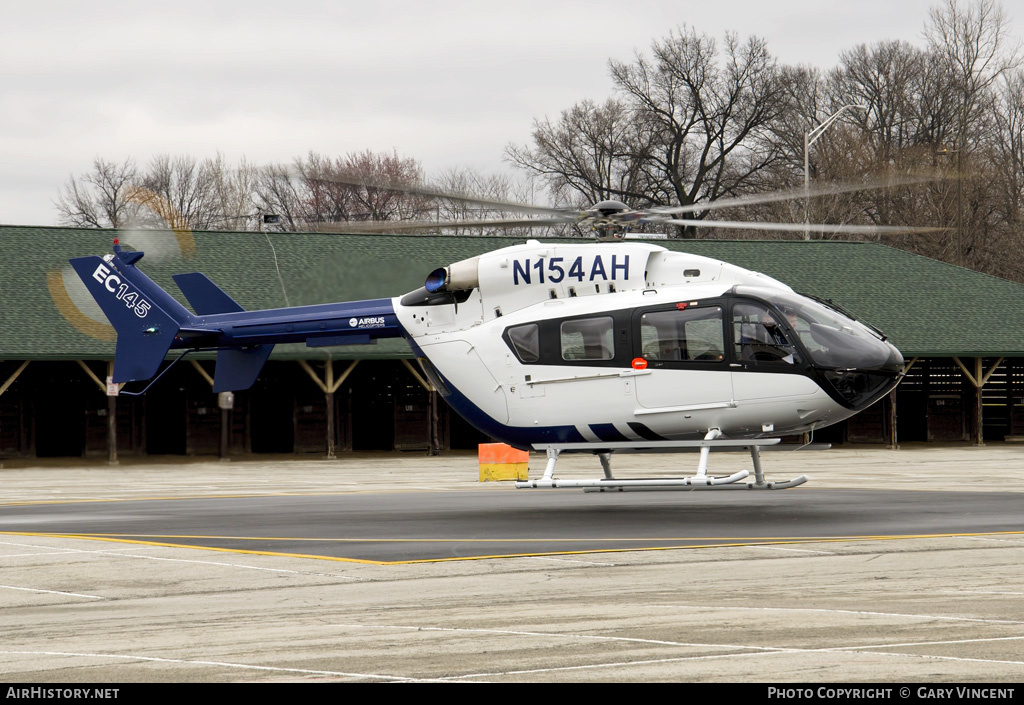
[400, 358, 438, 455]
[220, 406, 230, 460]
[887, 389, 898, 450]
[76, 360, 120, 464]
[325, 359, 336, 459]
[189, 360, 214, 388]
[429, 389, 440, 456]
[975, 358, 984, 446]
[217, 391, 234, 461]
[343, 388, 353, 452]
[189, 360, 233, 460]
[952, 356, 1004, 447]
[325, 391, 336, 459]
[107, 361, 118, 465]
[0, 361, 29, 398]
[298, 359, 359, 459]
[0, 362, 30, 461]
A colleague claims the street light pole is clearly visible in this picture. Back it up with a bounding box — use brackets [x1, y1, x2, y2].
[804, 104, 868, 240]
[935, 147, 963, 266]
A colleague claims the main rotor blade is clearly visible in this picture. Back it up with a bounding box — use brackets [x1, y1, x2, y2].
[296, 169, 572, 218]
[659, 218, 946, 235]
[310, 216, 575, 234]
[647, 174, 943, 217]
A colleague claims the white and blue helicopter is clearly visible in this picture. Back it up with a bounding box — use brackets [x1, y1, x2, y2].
[70, 182, 924, 492]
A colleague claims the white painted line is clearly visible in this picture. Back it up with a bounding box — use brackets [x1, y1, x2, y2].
[0, 538, 366, 580]
[0, 585, 104, 599]
[528, 556, 618, 566]
[441, 647, 1024, 681]
[0, 650, 436, 682]
[820, 635, 1024, 652]
[656, 604, 1024, 626]
[748, 545, 837, 555]
[330, 623, 774, 651]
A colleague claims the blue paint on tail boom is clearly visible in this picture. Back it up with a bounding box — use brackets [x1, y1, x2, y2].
[71, 244, 407, 391]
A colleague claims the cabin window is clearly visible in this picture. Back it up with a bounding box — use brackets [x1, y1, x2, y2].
[506, 323, 540, 363]
[639, 306, 724, 362]
[560, 317, 614, 361]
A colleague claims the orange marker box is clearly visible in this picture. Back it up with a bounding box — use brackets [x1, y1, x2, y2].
[478, 443, 530, 481]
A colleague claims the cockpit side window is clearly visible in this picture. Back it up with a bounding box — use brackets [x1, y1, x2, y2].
[640, 306, 724, 362]
[560, 317, 614, 361]
[732, 302, 801, 365]
[506, 323, 540, 363]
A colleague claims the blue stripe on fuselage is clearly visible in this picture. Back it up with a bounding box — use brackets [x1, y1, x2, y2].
[589, 423, 629, 443]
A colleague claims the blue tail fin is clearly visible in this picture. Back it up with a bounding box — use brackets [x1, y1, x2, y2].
[214, 346, 275, 392]
[69, 248, 192, 384]
[172, 271, 274, 391]
[172, 272, 245, 314]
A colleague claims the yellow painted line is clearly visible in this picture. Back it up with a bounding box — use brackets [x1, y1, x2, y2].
[4, 530, 1024, 543]
[0, 533, 385, 564]
[2, 531, 1021, 566]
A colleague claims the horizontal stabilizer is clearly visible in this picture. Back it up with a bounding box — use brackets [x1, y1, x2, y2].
[173, 272, 245, 314]
[214, 345, 274, 392]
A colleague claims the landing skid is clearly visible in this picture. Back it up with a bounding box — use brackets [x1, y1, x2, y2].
[515, 429, 809, 491]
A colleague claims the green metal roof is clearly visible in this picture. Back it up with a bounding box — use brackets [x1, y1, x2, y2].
[3, 225, 1023, 360]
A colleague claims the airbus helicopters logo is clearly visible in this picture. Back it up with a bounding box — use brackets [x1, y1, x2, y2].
[349, 316, 386, 329]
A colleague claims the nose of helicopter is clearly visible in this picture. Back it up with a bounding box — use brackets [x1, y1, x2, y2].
[817, 339, 905, 411]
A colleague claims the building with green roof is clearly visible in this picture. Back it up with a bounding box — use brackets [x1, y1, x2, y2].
[2, 225, 1022, 459]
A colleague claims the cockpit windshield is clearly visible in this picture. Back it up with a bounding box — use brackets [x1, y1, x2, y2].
[734, 287, 894, 369]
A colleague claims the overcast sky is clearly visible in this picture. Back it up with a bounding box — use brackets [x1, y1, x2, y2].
[2, 0, 1020, 226]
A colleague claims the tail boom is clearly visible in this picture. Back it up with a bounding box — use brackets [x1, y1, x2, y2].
[71, 244, 406, 390]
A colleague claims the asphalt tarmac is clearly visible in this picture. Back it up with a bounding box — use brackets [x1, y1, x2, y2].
[1, 443, 1023, 683]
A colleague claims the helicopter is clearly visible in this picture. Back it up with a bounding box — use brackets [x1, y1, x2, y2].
[69, 178, 931, 491]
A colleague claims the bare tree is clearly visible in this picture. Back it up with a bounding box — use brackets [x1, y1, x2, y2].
[831, 41, 934, 159]
[339, 149, 425, 222]
[924, 0, 1022, 268]
[429, 166, 551, 237]
[207, 155, 259, 231]
[134, 154, 221, 231]
[926, 0, 1021, 149]
[991, 70, 1024, 226]
[509, 27, 791, 237]
[55, 157, 141, 228]
[611, 28, 789, 230]
[253, 163, 307, 231]
[506, 98, 658, 208]
[289, 149, 426, 227]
